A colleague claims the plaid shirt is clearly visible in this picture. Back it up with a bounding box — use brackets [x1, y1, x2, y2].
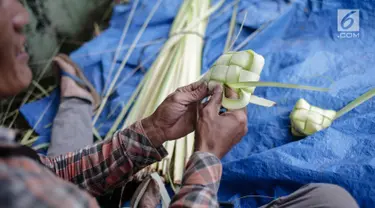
[0, 123, 222, 208]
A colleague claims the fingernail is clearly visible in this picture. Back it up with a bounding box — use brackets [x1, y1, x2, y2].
[215, 84, 223, 93]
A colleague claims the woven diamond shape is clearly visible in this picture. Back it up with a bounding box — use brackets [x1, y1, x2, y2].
[290, 98, 336, 136]
[211, 50, 263, 86]
[202, 50, 265, 109]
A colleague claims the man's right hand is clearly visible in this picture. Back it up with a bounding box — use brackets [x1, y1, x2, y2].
[195, 84, 248, 159]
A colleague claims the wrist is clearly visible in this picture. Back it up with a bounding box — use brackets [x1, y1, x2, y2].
[195, 141, 223, 159]
[141, 116, 165, 147]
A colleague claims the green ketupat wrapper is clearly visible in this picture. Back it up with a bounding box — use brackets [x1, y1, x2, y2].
[202, 50, 268, 109]
[290, 98, 336, 136]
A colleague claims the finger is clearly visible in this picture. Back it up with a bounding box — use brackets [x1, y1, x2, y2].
[176, 81, 208, 105]
[197, 97, 210, 119]
[224, 87, 247, 114]
[186, 102, 199, 122]
[176, 80, 205, 93]
[221, 87, 247, 119]
[193, 102, 200, 126]
[204, 84, 223, 115]
[225, 86, 239, 99]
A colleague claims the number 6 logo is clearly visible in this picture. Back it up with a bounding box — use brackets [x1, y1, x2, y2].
[337, 9, 359, 32]
[341, 11, 356, 29]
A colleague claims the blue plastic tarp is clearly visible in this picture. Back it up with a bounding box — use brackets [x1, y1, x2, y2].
[20, 0, 375, 207]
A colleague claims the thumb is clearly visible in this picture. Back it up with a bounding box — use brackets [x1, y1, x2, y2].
[205, 84, 223, 115]
[177, 81, 208, 104]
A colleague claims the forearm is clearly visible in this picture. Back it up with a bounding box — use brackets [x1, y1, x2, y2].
[39, 121, 167, 196]
[170, 152, 222, 207]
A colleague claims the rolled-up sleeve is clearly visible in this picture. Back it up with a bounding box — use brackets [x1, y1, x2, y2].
[170, 152, 222, 207]
[39, 121, 168, 196]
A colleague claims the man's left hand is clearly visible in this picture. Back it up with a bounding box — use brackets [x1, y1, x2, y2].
[141, 81, 208, 147]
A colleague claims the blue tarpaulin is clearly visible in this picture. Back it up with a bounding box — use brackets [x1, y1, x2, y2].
[21, 0, 375, 207]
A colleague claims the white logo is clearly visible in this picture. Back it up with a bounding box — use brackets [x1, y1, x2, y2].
[337, 9, 360, 38]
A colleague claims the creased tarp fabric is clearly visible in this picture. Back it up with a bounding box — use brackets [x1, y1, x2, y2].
[20, 0, 375, 207]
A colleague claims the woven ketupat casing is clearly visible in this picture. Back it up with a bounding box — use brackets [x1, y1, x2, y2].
[202, 50, 265, 109]
[210, 50, 264, 93]
[290, 98, 336, 136]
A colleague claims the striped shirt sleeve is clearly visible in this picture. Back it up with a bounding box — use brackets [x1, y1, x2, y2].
[170, 152, 222, 208]
[39, 121, 168, 196]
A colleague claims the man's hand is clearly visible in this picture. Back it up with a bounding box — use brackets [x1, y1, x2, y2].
[142, 81, 208, 147]
[195, 84, 248, 159]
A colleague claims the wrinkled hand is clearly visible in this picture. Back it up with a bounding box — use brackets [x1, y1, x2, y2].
[142, 81, 208, 147]
[195, 84, 248, 159]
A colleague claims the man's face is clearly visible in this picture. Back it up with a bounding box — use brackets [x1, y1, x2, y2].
[0, 0, 31, 97]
